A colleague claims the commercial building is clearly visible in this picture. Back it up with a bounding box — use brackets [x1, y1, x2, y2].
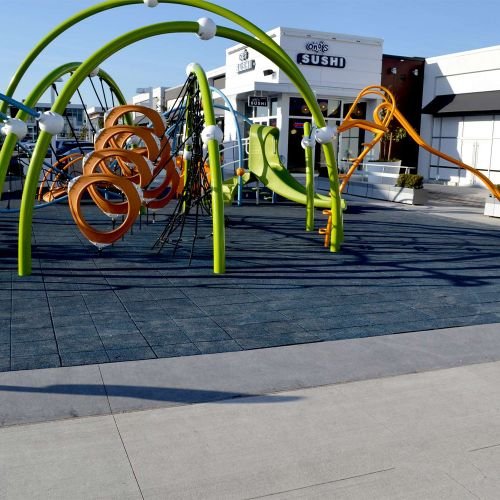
[131, 26, 500, 188]
[21, 103, 88, 143]
[420, 45, 500, 185]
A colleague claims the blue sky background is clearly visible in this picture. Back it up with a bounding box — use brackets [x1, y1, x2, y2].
[1, 0, 499, 106]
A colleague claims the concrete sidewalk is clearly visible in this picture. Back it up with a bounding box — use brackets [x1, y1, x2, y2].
[2, 355, 500, 499]
[1, 322, 500, 499]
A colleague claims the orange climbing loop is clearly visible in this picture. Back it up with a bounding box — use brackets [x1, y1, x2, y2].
[67, 173, 142, 247]
[38, 152, 86, 202]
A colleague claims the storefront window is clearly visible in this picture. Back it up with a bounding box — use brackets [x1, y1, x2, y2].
[318, 99, 328, 117]
[290, 97, 342, 118]
[250, 96, 278, 124]
[254, 105, 268, 118]
[287, 97, 369, 174]
[290, 97, 310, 117]
[287, 118, 310, 172]
[328, 99, 341, 118]
[338, 102, 367, 168]
[342, 101, 366, 119]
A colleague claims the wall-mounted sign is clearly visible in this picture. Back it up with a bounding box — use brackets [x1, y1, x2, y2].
[237, 48, 256, 74]
[305, 40, 329, 53]
[297, 53, 346, 69]
[248, 96, 268, 107]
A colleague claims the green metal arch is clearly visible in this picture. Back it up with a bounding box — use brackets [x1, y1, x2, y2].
[1, 0, 308, 115]
[0, 63, 127, 195]
[18, 21, 343, 276]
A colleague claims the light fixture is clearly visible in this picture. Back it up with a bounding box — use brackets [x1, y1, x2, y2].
[390, 67, 397, 75]
[412, 68, 419, 76]
[263, 69, 274, 76]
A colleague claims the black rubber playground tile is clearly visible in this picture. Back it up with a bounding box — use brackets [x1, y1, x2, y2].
[0, 199, 499, 372]
[10, 354, 61, 371]
[152, 343, 201, 358]
[195, 340, 243, 354]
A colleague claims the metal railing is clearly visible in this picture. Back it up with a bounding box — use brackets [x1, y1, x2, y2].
[338, 160, 411, 185]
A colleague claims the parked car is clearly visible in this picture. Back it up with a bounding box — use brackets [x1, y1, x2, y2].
[55, 140, 94, 157]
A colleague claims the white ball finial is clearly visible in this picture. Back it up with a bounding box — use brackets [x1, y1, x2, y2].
[38, 111, 65, 135]
[143, 0, 159, 7]
[185, 62, 196, 77]
[314, 125, 337, 144]
[1, 118, 28, 140]
[301, 136, 314, 149]
[201, 125, 223, 144]
[197, 17, 217, 40]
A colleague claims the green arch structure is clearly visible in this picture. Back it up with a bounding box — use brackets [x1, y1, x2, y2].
[7, 2, 343, 275]
[0, 64, 127, 197]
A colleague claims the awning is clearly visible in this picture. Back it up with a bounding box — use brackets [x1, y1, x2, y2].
[422, 90, 500, 115]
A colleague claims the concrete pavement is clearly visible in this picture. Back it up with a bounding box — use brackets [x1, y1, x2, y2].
[2, 350, 500, 499]
[1, 322, 500, 498]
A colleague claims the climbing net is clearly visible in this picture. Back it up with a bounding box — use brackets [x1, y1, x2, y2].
[153, 75, 213, 262]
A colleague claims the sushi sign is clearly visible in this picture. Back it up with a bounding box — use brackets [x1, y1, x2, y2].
[248, 96, 269, 107]
[297, 40, 346, 69]
[237, 49, 256, 74]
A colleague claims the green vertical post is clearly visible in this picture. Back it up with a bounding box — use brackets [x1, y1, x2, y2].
[187, 63, 225, 274]
[303, 121, 314, 231]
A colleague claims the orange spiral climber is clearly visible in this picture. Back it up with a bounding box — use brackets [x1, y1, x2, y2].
[65, 105, 181, 247]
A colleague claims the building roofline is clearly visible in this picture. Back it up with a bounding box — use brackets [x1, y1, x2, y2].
[383, 53, 425, 61]
[226, 25, 383, 53]
[426, 44, 500, 62]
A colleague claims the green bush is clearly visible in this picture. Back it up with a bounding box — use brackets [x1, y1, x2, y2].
[396, 173, 424, 189]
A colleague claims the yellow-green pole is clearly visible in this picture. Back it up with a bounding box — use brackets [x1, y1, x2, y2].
[303, 121, 314, 231]
[187, 63, 225, 274]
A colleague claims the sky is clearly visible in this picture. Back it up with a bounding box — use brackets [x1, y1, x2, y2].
[1, 0, 499, 107]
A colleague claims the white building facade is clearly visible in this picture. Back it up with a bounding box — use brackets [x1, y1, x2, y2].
[222, 27, 383, 172]
[419, 46, 500, 185]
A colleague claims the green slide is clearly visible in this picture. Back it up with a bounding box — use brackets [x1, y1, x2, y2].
[248, 124, 334, 209]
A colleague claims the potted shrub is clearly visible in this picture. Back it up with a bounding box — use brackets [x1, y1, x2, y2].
[396, 173, 424, 189]
[394, 173, 427, 205]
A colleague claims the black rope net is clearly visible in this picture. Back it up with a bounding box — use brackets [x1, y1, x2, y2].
[153, 75, 213, 265]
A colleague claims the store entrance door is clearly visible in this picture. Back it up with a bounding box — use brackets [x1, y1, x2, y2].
[287, 118, 311, 172]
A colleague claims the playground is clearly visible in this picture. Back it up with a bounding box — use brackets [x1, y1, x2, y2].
[3, 3, 500, 498]
[0, 0, 499, 373]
